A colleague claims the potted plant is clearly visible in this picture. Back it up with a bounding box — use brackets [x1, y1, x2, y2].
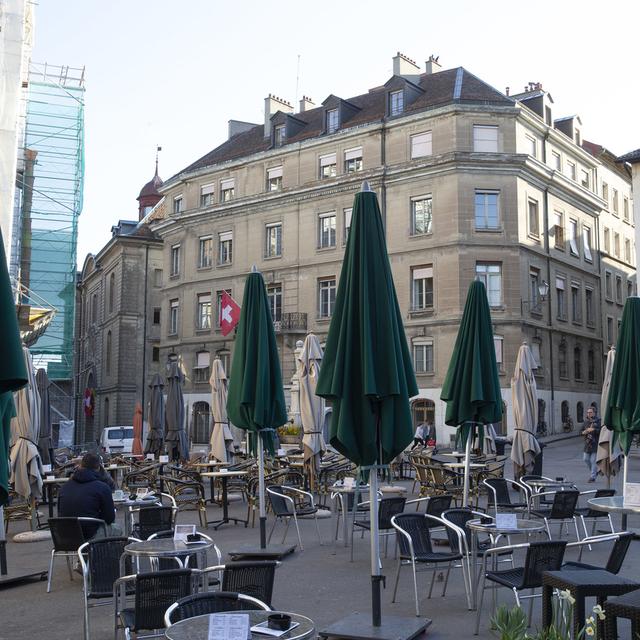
[277, 421, 301, 445]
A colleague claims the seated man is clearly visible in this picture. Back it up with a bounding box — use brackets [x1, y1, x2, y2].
[58, 452, 123, 538]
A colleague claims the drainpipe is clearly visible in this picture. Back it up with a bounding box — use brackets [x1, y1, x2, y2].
[380, 119, 387, 228]
[141, 244, 149, 429]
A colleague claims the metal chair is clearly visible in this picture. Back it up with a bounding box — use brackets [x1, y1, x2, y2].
[266, 485, 322, 550]
[130, 505, 175, 540]
[529, 490, 581, 540]
[391, 513, 471, 616]
[47, 517, 106, 593]
[164, 591, 271, 627]
[474, 539, 567, 634]
[350, 496, 406, 561]
[575, 488, 616, 540]
[200, 560, 278, 607]
[114, 569, 195, 639]
[564, 532, 633, 572]
[483, 478, 527, 515]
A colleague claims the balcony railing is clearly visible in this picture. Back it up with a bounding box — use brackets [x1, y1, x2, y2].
[273, 312, 307, 334]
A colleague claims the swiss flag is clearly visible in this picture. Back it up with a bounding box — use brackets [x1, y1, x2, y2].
[220, 291, 241, 336]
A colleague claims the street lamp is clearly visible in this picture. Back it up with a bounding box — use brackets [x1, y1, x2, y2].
[521, 280, 549, 313]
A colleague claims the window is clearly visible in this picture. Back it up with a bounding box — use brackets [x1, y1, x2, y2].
[561, 400, 570, 423]
[585, 288, 595, 326]
[412, 399, 436, 433]
[556, 276, 567, 320]
[104, 397, 109, 426]
[571, 283, 581, 323]
[198, 236, 213, 269]
[344, 147, 363, 173]
[267, 166, 283, 192]
[220, 178, 234, 202]
[625, 238, 631, 264]
[574, 346, 582, 380]
[526, 135, 537, 158]
[529, 268, 542, 313]
[106, 330, 112, 375]
[193, 352, 210, 383]
[196, 293, 212, 330]
[154, 268, 163, 287]
[318, 278, 336, 318]
[582, 226, 593, 262]
[173, 195, 183, 214]
[389, 90, 404, 116]
[528, 199, 539, 238]
[411, 131, 432, 159]
[558, 342, 568, 379]
[326, 108, 339, 134]
[216, 290, 232, 328]
[604, 227, 610, 253]
[554, 211, 564, 249]
[192, 401, 211, 442]
[612, 189, 619, 216]
[614, 232, 620, 258]
[319, 153, 337, 178]
[624, 197, 630, 222]
[577, 401, 584, 423]
[217, 350, 231, 376]
[580, 169, 590, 189]
[343, 208, 352, 244]
[587, 349, 595, 383]
[108, 272, 115, 313]
[494, 335, 504, 369]
[169, 299, 179, 335]
[153, 307, 161, 325]
[552, 151, 561, 171]
[267, 284, 282, 323]
[607, 316, 614, 345]
[265, 223, 282, 258]
[605, 271, 613, 300]
[200, 184, 215, 207]
[475, 190, 499, 230]
[411, 196, 433, 235]
[566, 161, 576, 181]
[475, 263, 502, 307]
[91, 292, 98, 324]
[473, 125, 498, 152]
[218, 231, 233, 265]
[616, 275, 623, 304]
[170, 244, 180, 277]
[152, 346, 160, 362]
[568, 219, 579, 256]
[531, 341, 542, 369]
[411, 266, 433, 311]
[318, 212, 336, 249]
[274, 124, 285, 147]
[413, 340, 434, 374]
[602, 182, 609, 201]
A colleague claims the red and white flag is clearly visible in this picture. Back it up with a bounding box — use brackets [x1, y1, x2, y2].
[219, 291, 241, 336]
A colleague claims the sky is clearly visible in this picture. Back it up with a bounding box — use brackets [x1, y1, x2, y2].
[32, 0, 640, 266]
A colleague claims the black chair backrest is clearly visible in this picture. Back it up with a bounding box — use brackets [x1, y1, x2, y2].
[86, 537, 131, 598]
[134, 569, 193, 632]
[378, 497, 406, 530]
[584, 489, 616, 518]
[168, 592, 266, 624]
[221, 561, 277, 606]
[485, 478, 512, 507]
[425, 494, 453, 517]
[49, 517, 86, 551]
[549, 490, 579, 519]
[521, 540, 567, 589]
[268, 486, 293, 516]
[442, 508, 476, 548]
[138, 506, 174, 539]
[606, 532, 634, 574]
[394, 513, 433, 558]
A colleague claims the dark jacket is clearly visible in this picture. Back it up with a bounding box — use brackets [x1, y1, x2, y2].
[583, 417, 601, 454]
[58, 468, 115, 537]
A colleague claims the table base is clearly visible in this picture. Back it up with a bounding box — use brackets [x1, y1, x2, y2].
[318, 612, 431, 640]
[208, 515, 248, 530]
[228, 543, 296, 560]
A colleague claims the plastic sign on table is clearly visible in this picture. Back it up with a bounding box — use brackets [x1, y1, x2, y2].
[623, 482, 640, 507]
[159, 455, 169, 463]
[207, 613, 250, 640]
[495, 513, 518, 530]
[174, 524, 196, 543]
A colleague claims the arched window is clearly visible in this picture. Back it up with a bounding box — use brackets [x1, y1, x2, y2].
[191, 401, 210, 444]
[106, 331, 112, 375]
[587, 349, 595, 382]
[558, 341, 568, 378]
[574, 346, 582, 380]
[412, 399, 436, 440]
[109, 272, 115, 313]
[537, 399, 547, 434]
[561, 400, 570, 424]
[104, 397, 110, 426]
[576, 401, 584, 423]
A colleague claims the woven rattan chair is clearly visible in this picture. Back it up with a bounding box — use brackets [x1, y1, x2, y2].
[160, 476, 207, 528]
[604, 588, 640, 639]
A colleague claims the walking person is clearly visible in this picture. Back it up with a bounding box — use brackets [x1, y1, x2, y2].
[581, 406, 601, 482]
[410, 423, 426, 450]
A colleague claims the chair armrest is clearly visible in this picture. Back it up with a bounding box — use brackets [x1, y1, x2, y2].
[566, 533, 619, 549]
[391, 516, 416, 558]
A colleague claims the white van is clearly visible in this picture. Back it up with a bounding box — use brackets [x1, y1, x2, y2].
[100, 426, 135, 454]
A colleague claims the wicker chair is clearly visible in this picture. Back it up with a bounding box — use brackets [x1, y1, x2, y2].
[604, 588, 640, 639]
[160, 475, 207, 528]
[3, 489, 38, 532]
[122, 464, 160, 493]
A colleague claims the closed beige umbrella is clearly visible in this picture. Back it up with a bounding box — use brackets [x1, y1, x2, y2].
[597, 347, 622, 485]
[298, 334, 325, 490]
[510, 342, 541, 478]
[210, 358, 234, 462]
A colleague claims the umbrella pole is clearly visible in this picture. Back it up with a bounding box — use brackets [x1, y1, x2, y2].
[257, 434, 267, 549]
[369, 464, 382, 627]
[0, 507, 6, 575]
[462, 423, 472, 508]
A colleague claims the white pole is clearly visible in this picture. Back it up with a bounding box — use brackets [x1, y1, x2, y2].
[257, 435, 267, 548]
[623, 454, 629, 491]
[462, 424, 472, 508]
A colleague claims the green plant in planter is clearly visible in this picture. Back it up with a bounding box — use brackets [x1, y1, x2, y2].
[491, 605, 528, 640]
[278, 423, 301, 437]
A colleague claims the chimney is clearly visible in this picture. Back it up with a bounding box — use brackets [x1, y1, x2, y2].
[299, 95, 315, 113]
[264, 94, 293, 138]
[424, 55, 442, 75]
[392, 51, 420, 77]
[228, 119, 258, 139]
[505, 87, 510, 96]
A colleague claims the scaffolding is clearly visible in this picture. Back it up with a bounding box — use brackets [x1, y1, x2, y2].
[19, 62, 85, 380]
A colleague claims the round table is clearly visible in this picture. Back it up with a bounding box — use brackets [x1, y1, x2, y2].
[330, 483, 369, 548]
[588, 495, 640, 533]
[525, 478, 577, 491]
[466, 517, 546, 609]
[165, 611, 315, 640]
[121, 538, 213, 574]
[200, 471, 248, 529]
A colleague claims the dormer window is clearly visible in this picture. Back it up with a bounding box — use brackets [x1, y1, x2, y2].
[389, 90, 404, 116]
[326, 109, 339, 134]
[173, 195, 183, 214]
[274, 124, 285, 147]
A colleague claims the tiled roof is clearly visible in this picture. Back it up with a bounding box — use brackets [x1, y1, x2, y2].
[583, 140, 631, 180]
[169, 67, 512, 182]
[617, 148, 640, 164]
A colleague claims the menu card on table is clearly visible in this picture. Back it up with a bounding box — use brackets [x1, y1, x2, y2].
[624, 482, 640, 507]
[495, 513, 518, 530]
[208, 613, 250, 640]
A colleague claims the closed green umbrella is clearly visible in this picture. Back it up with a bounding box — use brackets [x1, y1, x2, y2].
[317, 184, 417, 628]
[227, 267, 287, 549]
[441, 280, 502, 506]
